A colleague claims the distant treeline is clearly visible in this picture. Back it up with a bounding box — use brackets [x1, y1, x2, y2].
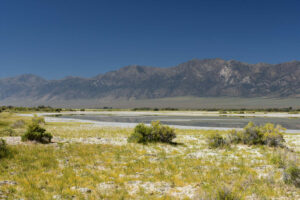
[0, 106, 63, 112]
[216, 107, 300, 112]
[0, 106, 115, 112]
[1, 105, 299, 113]
[131, 107, 179, 111]
[131, 107, 300, 112]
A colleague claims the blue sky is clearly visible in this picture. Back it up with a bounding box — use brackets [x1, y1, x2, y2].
[1, 0, 300, 79]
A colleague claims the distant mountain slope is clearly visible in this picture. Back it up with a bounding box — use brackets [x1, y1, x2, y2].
[1, 59, 300, 103]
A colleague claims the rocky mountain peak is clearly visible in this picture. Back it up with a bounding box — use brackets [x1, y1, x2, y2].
[0, 59, 299, 103]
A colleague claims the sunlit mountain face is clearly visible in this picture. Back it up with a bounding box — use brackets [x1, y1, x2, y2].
[1, 59, 299, 103]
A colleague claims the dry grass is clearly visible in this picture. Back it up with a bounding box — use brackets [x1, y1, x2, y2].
[0, 112, 299, 199]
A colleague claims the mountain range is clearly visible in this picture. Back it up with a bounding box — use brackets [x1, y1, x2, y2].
[1, 58, 300, 106]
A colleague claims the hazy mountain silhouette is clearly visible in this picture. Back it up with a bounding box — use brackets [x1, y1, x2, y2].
[1, 59, 299, 104]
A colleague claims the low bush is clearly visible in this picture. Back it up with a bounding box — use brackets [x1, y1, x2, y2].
[228, 122, 285, 147]
[208, 122, 286, 149]
[207, 133, 229, 148]
[0, 139, 9, 159]
[128, 121, 176, 144]
[283, 164, 300, 188]
[239, 122, 265, 145]
[262, 124, 285, 147]
[226, 129, 243, 144]
[22, 123, 52, 144]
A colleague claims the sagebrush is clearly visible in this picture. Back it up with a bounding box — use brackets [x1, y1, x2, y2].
[22, 123, 52, 143]
[208, 122, 286, 148]
[207, 133, 229, 148]
[229, 122, 285, 147]
[128, 121, 176, 144]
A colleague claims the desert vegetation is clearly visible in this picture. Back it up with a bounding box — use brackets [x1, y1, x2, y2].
[207, 122, 286, 148]
[21, 123, 52, 144]
[207, 133, 230, 149]
[207, 122, 300, 189]
[128, 121, 176, 144]
[0, 112, 299, 199]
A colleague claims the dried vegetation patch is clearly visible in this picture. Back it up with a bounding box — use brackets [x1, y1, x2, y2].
[0, 113, 299, 199]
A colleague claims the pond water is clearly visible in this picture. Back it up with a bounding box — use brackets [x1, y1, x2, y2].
[56, 114, 300, 130]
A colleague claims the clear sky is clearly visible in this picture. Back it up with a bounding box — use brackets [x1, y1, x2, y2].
[1, 0, 300, 79]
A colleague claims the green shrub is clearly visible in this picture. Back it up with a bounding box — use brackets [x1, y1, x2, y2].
[226, 129, 242, 144]
[283, 164, 300, 188]
[22, 123, 52, 144]
[261, 123, 285, 147]
[228, 122, 285, 147]
[128, 123, 151, 144]
[239, 122, 265, 145]
[128, 121, 176, 144]
[0, 139, 9, 159]
[207, 133, 229, 148]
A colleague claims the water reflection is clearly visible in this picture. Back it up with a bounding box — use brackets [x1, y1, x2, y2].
[55, 114, 300, 130]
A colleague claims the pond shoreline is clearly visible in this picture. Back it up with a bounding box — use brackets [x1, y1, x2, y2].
[18, 112, 300, 134]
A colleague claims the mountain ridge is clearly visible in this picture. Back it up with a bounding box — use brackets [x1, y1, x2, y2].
[1, 58, 300, 104]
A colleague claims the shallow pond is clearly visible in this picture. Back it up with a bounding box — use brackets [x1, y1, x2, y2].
[56, 114, 300, 130]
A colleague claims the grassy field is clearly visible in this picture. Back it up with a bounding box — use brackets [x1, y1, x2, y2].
[0, 112, 299, 199]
